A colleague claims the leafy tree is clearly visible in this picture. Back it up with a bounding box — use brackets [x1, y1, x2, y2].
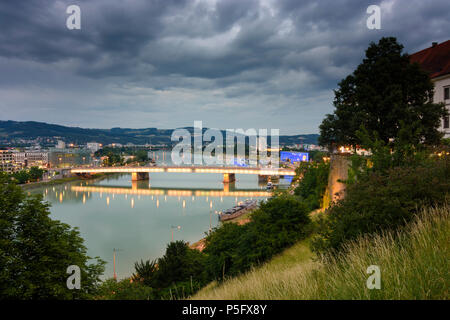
[0, 172, 105, 299]
[319, 37, 447, 149]
[152, 241, 207, 289]
[103, 152, 123, 166]
[29, 166, 44, 181]
[132, 259, 157, 286]
[12, 170, 30, 184]
[347, 124, 432, 176]
[134, 150, 149, 163]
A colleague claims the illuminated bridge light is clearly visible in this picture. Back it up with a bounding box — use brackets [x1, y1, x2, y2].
[167, 190, 193, 196]
[71, 166, 295, 176]
[71, 185, 270, 198]
[195, 191, 270, 197]
[167, 168, 193, 173]
[71, 186, 165, 196]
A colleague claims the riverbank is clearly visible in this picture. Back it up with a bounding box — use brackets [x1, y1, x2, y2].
[20, 173, 111, 190]
[219, 199, 258, 222]
[189, 204, 257, 252]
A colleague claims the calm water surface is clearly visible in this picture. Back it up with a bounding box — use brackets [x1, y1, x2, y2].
[30, 157, 291, 279]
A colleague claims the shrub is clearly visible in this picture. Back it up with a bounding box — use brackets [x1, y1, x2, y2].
[204, 195, 311, 279]
[96, 278, 154, 300]
[312, 157, 450, 253]
[294, 161, 330, 211]
[203, 222, 248, 279]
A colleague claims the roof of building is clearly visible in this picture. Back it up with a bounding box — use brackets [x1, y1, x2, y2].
[410, 40, 450, 79]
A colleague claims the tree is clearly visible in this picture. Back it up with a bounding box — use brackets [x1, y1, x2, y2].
[29, 166, 44, 181]
[0, 172, 105, 299]
[152, 241, 207, 289]
[13, 170, 30, 184]
[103, 152, 122, 166]
[132, 259, 157, 286]
[319, 37, 447, 149]
[134, 150, 149, 163]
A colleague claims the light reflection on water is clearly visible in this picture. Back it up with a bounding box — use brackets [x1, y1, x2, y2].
[31, 171, 290, 280]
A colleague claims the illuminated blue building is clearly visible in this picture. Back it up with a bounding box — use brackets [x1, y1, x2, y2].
[280, 151, 309, 163]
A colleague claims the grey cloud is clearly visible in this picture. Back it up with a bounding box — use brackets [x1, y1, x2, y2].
[0, 0, 448, 134]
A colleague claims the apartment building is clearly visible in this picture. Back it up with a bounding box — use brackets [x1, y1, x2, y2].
[410, 40, 450, 138]
[0, 150, 14, 173]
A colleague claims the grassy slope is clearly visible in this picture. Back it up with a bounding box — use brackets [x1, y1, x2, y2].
[193, 205, 449, 300]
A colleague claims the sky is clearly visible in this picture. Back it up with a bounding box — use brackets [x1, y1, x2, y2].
[0, 0, 449, 135]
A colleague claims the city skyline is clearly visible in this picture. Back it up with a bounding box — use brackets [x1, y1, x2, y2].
[0, 0, 449, 134]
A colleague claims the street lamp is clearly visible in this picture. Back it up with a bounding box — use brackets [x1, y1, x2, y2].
[171, 225, 181, 242]
[113, 248, 123, 280]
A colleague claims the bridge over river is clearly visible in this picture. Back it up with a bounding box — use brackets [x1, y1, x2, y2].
[71, 165, 296, 184]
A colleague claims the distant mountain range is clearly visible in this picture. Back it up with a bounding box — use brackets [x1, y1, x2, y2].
[0, 120, 318, 146]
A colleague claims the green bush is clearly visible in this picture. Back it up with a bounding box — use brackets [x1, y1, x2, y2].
[12, 170, 30, 184]
[312, 157, 450, 253]
[204, 195, 311, 279]
[294, 161, 330, 211]
[96, 278, 154, 300]
[203, 222, 247, 279]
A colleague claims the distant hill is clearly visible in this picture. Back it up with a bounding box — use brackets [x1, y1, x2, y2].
[0, 120, 318, 146]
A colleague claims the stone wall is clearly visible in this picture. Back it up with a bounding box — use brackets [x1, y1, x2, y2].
[323, 154, 351, 207]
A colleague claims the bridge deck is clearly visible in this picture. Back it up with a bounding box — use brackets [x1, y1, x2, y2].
[71, 166, 296, 176]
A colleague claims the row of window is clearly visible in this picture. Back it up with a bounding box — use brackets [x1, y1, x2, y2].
[441, 86, 449, 129]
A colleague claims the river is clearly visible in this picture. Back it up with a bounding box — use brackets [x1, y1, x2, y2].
[29, 152, 292, 280]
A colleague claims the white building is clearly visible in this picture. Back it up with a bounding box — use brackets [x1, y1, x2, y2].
[411, 40, 450, 138]
[56, 140, 66, 149]
[86, 142, 102, 152]
[13, 151, 49, 168]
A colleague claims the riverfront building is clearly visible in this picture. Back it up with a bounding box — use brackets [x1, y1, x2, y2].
[0, 150, 15, 173]
[410, 40, 450, 138]
[13, 151, 49, 168]
[48, 148, 91, 168]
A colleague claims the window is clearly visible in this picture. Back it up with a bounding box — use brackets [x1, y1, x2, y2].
[444, 115, 450, 129]
[445, 87, 450, 100]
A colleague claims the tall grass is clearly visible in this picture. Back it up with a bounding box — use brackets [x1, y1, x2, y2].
[193, 205, 449, 300]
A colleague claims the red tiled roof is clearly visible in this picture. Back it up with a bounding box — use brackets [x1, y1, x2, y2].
[410, 40, 450, 79]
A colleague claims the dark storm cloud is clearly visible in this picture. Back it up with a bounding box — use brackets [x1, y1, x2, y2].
[0, 0, 449, 133]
